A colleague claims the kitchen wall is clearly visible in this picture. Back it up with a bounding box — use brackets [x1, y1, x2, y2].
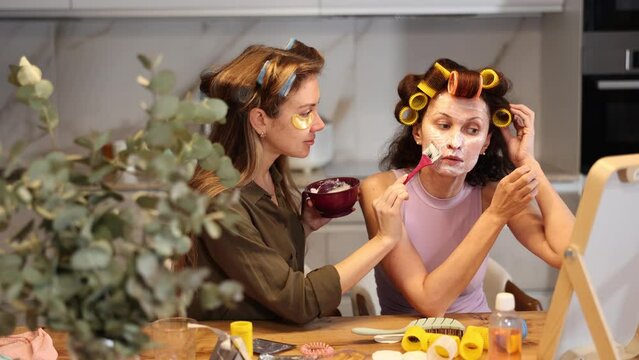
[0, 15, 543, 162]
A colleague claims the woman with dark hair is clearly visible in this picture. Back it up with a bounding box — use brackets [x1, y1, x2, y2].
[360, 58, 575, 316]
[181, 39, 408, 324]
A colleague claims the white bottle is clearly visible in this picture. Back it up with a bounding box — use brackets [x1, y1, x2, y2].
[488, 292, 523, 359]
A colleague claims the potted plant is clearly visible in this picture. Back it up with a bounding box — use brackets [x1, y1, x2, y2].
[0, 55, 243, 359]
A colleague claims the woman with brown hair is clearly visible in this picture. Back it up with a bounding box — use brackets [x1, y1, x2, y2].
[183, 39, 408, 324]
[360, 58, 575, 316]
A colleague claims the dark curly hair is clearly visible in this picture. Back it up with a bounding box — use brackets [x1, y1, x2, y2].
[380, 58, 515, 186]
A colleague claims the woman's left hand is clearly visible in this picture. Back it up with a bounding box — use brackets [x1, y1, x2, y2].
[501, 104, 536, 167]
[301, 198, 332, 236]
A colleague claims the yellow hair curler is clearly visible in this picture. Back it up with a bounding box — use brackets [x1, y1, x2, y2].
[417, 80, 437, 99]
[459, 327, 484, 360]
[409, 92, 429, 111]
[434, 62, 451, 80]
[402, 326, 429, 352]
[399, 106, 419, 126]
[465, 326, 488, 350]
[480, 69, 500, 89]
[492, 108, 512, 128]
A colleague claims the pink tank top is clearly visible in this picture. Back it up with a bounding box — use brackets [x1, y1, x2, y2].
[375, 169, 490, 314]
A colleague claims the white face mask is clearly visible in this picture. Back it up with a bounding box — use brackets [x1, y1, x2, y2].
[417, 93, 491, 177]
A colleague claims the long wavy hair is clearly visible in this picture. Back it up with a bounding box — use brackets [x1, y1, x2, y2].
[380, 58, 515, 186]
[189, 40, 324, 212]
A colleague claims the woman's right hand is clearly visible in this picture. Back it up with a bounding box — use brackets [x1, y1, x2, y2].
[486, 165, 539, 223]
[373, 175, 409, 245]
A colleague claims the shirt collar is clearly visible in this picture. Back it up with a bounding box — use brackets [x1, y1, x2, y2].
[242, 166, 285, 204]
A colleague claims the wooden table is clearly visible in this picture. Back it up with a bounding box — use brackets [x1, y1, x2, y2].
[26, 312, 546, 359]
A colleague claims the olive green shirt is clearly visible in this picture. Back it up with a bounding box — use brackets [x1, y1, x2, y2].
[187, 169, 341, 324]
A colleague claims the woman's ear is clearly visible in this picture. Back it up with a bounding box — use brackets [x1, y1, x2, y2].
[248, 108, 268, 135]
[481, 131, 493, 154]
[412, 125, 423, 145]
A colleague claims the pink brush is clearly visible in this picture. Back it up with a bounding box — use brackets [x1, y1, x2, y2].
[403, 143, 441, 185]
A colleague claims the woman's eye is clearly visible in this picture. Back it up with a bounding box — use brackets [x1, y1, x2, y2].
[438, 123, 450, 129]
[467, 128, 479, 135]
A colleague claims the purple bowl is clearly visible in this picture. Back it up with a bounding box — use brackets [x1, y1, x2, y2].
[303, 177, 360, 218]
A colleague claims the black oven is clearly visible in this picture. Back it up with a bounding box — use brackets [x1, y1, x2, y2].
[584, 0, 639, 31]
[581, 32, 639, 174]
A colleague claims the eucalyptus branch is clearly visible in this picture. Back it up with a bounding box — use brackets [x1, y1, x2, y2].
[0, 54, 241, 358]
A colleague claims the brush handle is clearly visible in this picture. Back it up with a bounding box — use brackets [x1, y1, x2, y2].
[403, 155, 433, 185]
[351, 327, 407, 336]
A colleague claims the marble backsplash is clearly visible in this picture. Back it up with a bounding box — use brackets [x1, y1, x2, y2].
[0, 15, 542, 163]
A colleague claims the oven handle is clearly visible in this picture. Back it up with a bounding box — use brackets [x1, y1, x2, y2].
[597, 80, 639, 90]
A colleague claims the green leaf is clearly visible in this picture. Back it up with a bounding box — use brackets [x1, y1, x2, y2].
[22, 265, 46, 286]
[0, 310, 17, 336]
[203, 98, 228, 122]
[148, 70, 176, 95]
[175, 235, 191, 254]
[4, 280, 23, 300]
[88, 164, 114, 183]
[217, 156, 240, 188]
[135, 194, 159, 209]
[25, 158, 49, 179]
[74, 131, 110, 153]
[53, 205, 88, 231]
[136, 252, 158, 282]
[15, 84, 35, 103]
[0, 253, 22, 271]
[189, 135, 214, 160]
[199, 283, 222, 310]
[149, 151, 178, 180]
[34, 79, 54, 99]
[17, 63, 42, 86]
[71, 245, 112, 270]
[218, 280, 244, 303]
[176, 101, 196, 121]
[93, 212, 126, 240]
[28, 98, 46, 111]
[137, 54, 153, 70]
[145, 121, 175, 147]
[53, 274, 82, 300]
[150, 95, 179, 120]
[152, 274, 173, 301]
[74, 135, 93, 150]
[199, 153, 221, 172]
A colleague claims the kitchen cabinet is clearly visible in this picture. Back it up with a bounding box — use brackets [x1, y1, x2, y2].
[70, 0, 320, 16]
[0, 0, 69, 10]
[319, 0, 564, 15]
[0, 0, 562, 18]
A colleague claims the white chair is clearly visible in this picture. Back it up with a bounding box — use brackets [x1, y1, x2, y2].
[484, 257, 543, 311]
[349, 270, 379, 316]
[347, 258, 542, 316]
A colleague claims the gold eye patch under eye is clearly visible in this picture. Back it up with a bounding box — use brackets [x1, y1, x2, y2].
[291, 113, 313, 130]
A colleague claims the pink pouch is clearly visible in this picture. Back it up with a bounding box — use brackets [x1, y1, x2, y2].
[0, 328, 58, 360]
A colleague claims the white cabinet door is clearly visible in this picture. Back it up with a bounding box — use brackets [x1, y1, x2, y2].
[72, 0, 320, 16]
[320, 0, 563, 15]
[0, 0, 69, 10]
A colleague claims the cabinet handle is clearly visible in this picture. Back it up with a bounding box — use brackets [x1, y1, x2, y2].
[596, 80, 639, 90]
